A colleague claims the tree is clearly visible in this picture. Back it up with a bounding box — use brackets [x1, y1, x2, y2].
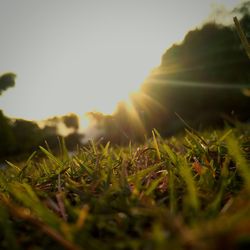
[62, 113, 79, 130]
[0, 72, 17, 157]
[0, 72, 16, 95]
[12, 119, 43, 153]
[65, 132, 84, 151]
[0, 110, 16, 156]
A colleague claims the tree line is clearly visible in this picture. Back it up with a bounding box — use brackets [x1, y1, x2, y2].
[0, 75, 83, 161]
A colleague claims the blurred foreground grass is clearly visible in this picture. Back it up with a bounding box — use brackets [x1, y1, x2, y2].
[0, 125, 250, 250]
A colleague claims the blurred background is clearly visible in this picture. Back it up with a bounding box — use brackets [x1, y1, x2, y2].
[0, 0, 250, 162]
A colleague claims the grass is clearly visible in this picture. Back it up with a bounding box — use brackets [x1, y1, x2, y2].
[0, 125, 250, 250]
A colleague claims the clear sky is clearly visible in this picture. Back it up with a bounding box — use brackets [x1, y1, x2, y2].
[0, 0, 242, 122]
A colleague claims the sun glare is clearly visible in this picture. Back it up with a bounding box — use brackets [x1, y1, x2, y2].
[74, 50, 152, 116]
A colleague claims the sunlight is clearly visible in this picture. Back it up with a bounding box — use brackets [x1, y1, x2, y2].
[123, 95, 146, 136]
[74, 47, 153, 116]
[79, 115, 92, 129]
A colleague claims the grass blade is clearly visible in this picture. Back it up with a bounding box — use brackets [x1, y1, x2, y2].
[152, 129, 161, 160]
[226, 135, 250, 191]
[179, 157, 200, 211]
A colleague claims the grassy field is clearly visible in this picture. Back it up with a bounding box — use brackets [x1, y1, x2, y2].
[0, 124, 250, 250]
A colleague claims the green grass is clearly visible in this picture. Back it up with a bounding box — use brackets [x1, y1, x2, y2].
[0, 125, 250, 250]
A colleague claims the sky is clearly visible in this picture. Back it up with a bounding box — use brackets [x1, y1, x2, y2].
[0, 0, 243, 123]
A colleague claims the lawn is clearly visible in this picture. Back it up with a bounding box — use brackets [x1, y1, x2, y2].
[0, 125, 250, 250]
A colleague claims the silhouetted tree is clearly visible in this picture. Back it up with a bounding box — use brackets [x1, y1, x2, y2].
[42, 125, 57, 136]
[62, 113, 79, 130]
[0, 72, 16, 95]
[0, 72, 17, 157]
[65, 132, 84, 151]
[12, 119, 43, 153]
[0, 110, 16, 156]
[137, 7, 250, 135]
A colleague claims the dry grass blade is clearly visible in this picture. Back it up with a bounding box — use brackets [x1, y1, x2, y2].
[56, 192, 68, 221]
[0, 194, 81, 250]
[234, 16, 250, 59]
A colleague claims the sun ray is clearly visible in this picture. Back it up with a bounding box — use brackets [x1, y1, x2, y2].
[124, 97, 146, 137]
